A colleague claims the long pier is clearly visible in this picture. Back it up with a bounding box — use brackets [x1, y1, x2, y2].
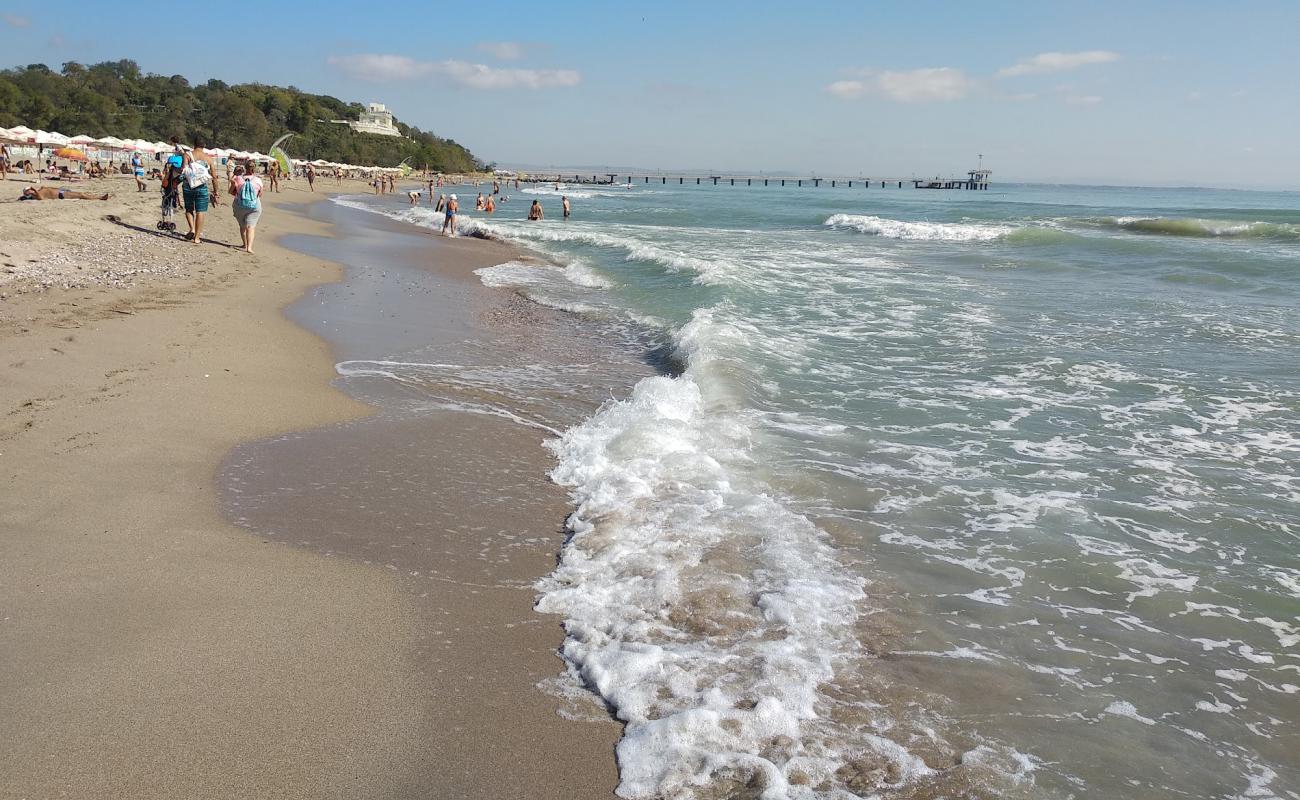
[509, 169, 992, 190]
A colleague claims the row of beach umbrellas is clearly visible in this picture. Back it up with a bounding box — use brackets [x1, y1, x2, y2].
[0, 125, 407, 173]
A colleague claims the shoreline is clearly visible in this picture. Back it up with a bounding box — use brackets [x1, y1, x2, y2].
[0, 176, 625, 797]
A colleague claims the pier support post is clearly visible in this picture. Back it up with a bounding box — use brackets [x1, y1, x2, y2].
[814, 179, 821, 187]
[781, 179, 785, 186]
[679, 177, 683, 184]
[798, 179, 802, 187]
[696, 178, 700, 184]
[898, 181, 902, 188]
[748, 178, 751, 186]
[662, 177, 666, 184]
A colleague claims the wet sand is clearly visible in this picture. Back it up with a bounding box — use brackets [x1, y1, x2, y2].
[0, 178, 624, 798]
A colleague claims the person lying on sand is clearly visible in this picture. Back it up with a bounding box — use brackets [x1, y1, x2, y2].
[19, 186, 110, 201]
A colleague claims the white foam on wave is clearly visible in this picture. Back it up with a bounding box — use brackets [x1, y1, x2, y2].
[534, 304, 962, 798]
[469, 218, 740, 285]
[333, 194, 739, 286]
[825, 213, 1014, 242]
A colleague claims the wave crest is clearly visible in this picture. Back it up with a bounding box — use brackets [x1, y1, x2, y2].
[1094, 217, 1300, 240]
[825, 214, 1014, 242]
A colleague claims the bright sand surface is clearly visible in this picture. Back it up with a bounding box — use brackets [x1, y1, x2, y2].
[0, 174, 619, 798]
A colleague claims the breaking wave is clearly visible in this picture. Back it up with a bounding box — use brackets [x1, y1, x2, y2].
[1088, 216, 1300, 240]
[824, 214, 1015, 242]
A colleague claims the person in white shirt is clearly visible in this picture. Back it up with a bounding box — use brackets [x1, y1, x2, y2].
[180, 150, 212, 244]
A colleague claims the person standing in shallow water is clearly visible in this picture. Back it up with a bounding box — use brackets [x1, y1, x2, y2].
[527, 199, 544, 220]
[562, 195, 571, 220]
[443, 193, 458, 237]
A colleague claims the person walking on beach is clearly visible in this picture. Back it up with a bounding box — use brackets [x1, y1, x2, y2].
[562, 195, 571, 220]
[306, 164, 315, 192]
[194, 142, 220, 208]
[443, 193, 458, 237]
[527, 199, 544, 220]
[131, 152, 146, 191]
[229, 163, 263, 254]
[268, 161, 281, 193]
[180, 149, 212, 245]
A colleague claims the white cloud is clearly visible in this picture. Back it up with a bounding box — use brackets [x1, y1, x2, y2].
[1065, 94, 1103, 105]
[997, 50, 1120, 78]
[826, 67, 976, 103]
[878, 68, 975, 102]
[433, 60, 581, 89]
[328, 54, 581, 89]
[2, 13, 30, 28]
[825, 80, 866, 99]
[327, 54, 435, 81]
[476, 41, 527, 61]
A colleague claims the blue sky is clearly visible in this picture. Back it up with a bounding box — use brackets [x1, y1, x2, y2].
[3, 0, 1297, 188]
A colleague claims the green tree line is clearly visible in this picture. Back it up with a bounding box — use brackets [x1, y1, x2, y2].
[0, 59, 483, 171]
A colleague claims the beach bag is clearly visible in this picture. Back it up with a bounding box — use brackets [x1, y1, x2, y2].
[236, 177, 259, 209]
[184, 161, 209, 189]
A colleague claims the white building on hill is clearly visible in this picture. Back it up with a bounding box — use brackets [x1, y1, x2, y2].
[333, 102, 401, 137]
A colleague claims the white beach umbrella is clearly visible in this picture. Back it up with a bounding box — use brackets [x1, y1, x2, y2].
[43, 131, 72, 146]
[8, 125, 35, 139]
[92, 135, 125, 149]
[69, 134, 96, 144]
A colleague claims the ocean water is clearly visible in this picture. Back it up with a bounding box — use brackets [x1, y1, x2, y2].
[332, 182, 1299, 800]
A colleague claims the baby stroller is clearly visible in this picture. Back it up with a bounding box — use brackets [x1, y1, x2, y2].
[157, 159, 182, 232]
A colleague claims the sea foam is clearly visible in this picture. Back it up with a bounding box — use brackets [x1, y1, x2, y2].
[824, 213, 1015, 241]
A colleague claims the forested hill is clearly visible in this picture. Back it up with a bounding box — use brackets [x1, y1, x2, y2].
[0, 60, 483, 171]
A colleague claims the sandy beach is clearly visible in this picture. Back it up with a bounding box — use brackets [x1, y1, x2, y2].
[0, 174, 621, 798]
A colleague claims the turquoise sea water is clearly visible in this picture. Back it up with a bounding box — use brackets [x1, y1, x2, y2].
[335, 182, 1299, 799]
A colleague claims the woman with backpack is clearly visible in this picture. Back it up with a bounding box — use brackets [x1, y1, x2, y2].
[228, 162, 264, 254]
